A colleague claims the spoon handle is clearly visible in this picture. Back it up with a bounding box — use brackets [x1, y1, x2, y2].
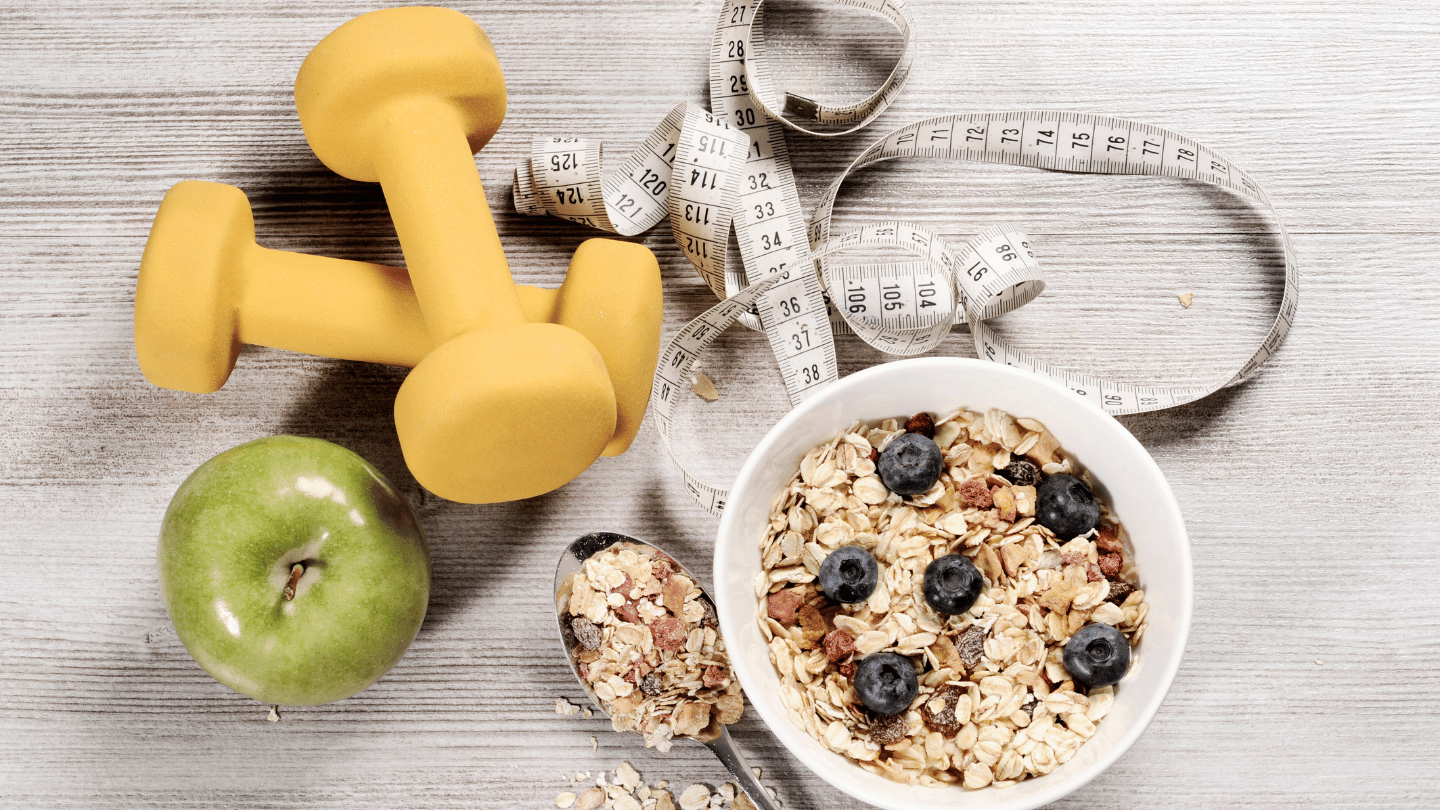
[701, 727, 781, 810]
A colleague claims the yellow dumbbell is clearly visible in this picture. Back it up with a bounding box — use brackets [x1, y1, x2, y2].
[135, 180, 660, 457]
[295, 7, 656, 502]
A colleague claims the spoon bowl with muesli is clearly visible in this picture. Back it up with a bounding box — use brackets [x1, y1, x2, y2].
[554, 531, 779, 810]
[715, 358, 1192, 810]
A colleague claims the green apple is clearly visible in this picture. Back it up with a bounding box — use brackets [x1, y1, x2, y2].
[158, 436, 430, 706]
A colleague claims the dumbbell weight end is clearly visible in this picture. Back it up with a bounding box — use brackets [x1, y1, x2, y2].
[135, 181, 433, 393]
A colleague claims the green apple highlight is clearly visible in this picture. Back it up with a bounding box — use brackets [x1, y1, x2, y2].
[158, 436, 430, 706]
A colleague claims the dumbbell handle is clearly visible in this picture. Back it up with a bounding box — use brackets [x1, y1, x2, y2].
[240, 246, 564, 369]
[373, 96, 523, 343]
[239, 246, 431, 366]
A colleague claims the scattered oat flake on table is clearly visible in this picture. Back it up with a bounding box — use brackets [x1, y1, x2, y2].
[266, 705, 280, 722]
[677, 784, 712, 810]
[690, 372, 720, 402]
[1178, 292, 1194, 307]
[556, 791, 578, 808]
[556, 697, 582, 715]
[575, 786, 606, 810]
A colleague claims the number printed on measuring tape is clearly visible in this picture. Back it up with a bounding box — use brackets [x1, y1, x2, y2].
[513, 4, 1296, 516]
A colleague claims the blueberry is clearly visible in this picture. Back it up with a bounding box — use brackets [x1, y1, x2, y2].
[1062, 622, 1131, 688]
[1035, 473, 1102, 540]
[877, 433, 944, 496]
[922, 554, 983, 615]
[817, 545, 879, 603]
[853, 652, 918, 715]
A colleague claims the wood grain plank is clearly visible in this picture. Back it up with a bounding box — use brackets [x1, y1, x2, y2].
[2, 0, 1439, 807]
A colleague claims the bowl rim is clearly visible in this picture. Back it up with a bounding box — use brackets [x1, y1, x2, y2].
[714, 357, 1193, 810]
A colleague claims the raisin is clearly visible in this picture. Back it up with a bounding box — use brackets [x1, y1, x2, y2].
[958, 625, 985, 670]
[920, 684, 965, 736]
[1106, 581, 1135, 605]
[868, 712, 909, 744]
[998, 458, 1042, 487]
[640, 672, 664, 696]
[905, 412, 936, 438]
[571, 616, 602, 651]
[699, 596, 719, 629]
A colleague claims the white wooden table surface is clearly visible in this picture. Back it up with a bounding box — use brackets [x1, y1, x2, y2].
[3, 0, 1437, 807]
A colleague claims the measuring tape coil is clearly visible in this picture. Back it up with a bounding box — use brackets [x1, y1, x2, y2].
[512, 2, 1297, 515]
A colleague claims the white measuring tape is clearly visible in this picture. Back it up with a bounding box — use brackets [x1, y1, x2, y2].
[513, 2, 1298, 516]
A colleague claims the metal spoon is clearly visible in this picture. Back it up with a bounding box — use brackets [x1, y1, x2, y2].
[553, 531, 779, 810]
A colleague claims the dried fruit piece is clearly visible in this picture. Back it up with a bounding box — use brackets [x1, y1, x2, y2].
[691, 371, 720, 401]
[699, 597, 719, 629]
[662, 574, 689, 616]
[905, 412, 936, 438]
[958, 479, 993, 508]
[640, 672, 664, 696]
[703, 665, 728, 688]
[991, 485, 1018, 522]
[920, 684, 965, 735]
[1098, 552, 1123, 579]
[957, 625, 985, 670]
[612, 573, 634, 595]
[650, 617, 687, 651]
[767, 588, 805, 624]
[798, 604, 828, 645]
[869, 711, 909, 744]
[1095, 525, 1123, 554]
[998, 458, 1042, 487]
[823, 629, 856, 661]
[1105, 581, 1135, 605]
[572, 616, 602, 651]
[616, 600, 641, 624]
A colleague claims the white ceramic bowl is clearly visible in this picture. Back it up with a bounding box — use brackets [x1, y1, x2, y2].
[714, 357, 1191, 810]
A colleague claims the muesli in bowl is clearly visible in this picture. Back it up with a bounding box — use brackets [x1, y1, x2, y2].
[714, 358, 1190, 810]
[755, 407, 1149, 791]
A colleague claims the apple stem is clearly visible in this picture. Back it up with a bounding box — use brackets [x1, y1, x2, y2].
[283, 563, 305, 601]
